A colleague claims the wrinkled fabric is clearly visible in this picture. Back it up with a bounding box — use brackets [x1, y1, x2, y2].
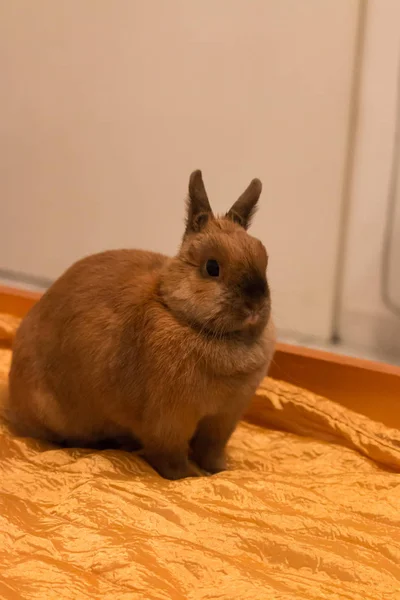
[0, 315, 399, 599]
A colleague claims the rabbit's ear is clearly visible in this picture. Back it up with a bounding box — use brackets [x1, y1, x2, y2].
[185, 170, 214, 234]
[226, 179, 262, 230]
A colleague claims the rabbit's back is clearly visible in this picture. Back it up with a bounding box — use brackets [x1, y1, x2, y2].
[7, 249, 167, 442]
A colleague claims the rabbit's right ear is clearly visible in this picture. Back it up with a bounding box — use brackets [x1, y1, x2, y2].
[185, 170, 214, 234]
[226, 179, 262, 230]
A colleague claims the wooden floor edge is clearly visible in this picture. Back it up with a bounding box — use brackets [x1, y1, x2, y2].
[0, 285, 42, 302]
[274, 342, 400, 377]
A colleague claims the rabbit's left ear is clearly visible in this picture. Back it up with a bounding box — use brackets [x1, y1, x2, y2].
[185, 170, 214, 234]
[226, 179, 262, 230]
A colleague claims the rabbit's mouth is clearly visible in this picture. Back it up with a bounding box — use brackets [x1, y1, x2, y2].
[243, 312, 260, 327]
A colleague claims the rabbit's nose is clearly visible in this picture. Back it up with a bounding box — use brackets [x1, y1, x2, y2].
[244, 297, 264, 313]
[244, 312, 260, 326]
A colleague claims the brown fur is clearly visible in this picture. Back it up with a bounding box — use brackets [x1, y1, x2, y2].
[6, 171, 275, 479]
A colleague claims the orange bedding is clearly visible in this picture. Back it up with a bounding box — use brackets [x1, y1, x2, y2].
[1, 313, 400, 599]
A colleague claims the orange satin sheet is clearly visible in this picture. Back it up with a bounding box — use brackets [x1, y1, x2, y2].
[0, 314, 399, 599]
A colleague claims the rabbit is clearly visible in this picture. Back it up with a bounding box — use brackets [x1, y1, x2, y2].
[6, 170, 275, 480]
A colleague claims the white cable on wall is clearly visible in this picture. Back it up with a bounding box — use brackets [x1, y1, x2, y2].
[381, 53, 400, 318]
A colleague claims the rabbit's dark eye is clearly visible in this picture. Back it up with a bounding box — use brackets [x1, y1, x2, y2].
[206, 259, 220, 277]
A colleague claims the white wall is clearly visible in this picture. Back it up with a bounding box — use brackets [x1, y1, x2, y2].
[0, 0, 360, 340]
[340, 0, 400, 361]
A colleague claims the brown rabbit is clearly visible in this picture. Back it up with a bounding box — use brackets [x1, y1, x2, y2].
[6, 170, 275, 479]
